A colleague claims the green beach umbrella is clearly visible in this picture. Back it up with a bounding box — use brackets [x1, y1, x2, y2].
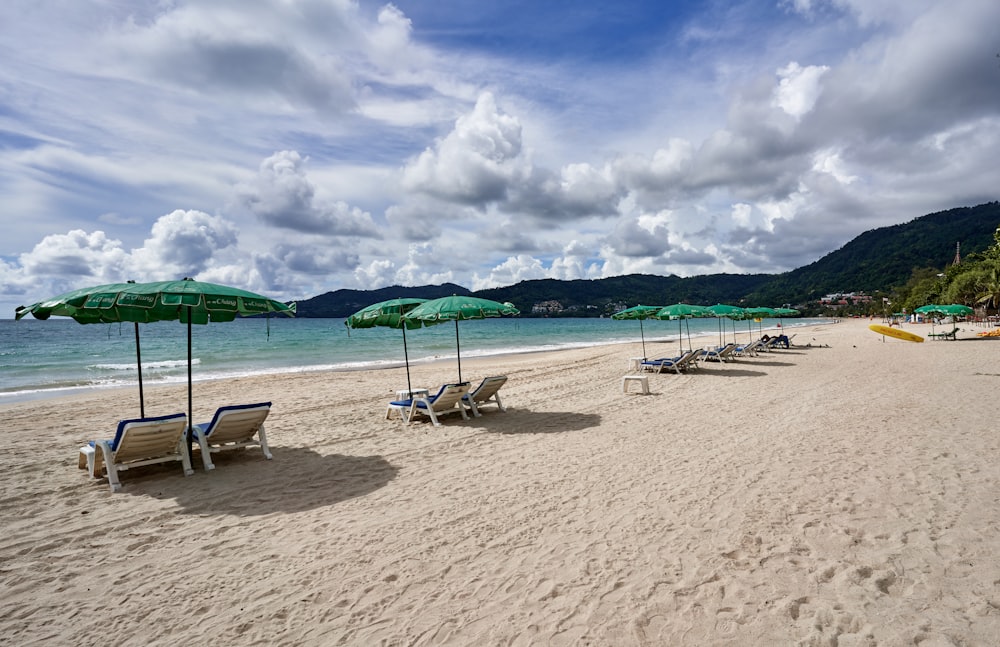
[611, 304, 663, 359]
[403, 295, 519, 383]
[656, 303, 711, 354]
[914, 304, 973, 317]
[706, 304, 748, 347]
[914, 304, 973, 334]
[16, 278, 295, 425]
[745, 306, 778, 340]
[345, 297, 427, 398]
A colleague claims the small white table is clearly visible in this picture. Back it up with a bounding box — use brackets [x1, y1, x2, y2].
[622, 375, 650, 395]
[628, 357, 645, 372]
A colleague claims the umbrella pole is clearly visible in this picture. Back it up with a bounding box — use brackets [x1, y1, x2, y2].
[639, 318, 646, 358]
[187, 311, 193, 434]
[454, 319, 462, 383]
[134, 322, 145, 418]
[402, 325, 413, 397]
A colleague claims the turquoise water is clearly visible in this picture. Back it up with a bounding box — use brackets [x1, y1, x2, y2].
[1, 316, 826, 402]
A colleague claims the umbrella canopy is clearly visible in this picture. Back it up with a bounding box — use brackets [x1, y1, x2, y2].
[706, 304, 747, 347]
[345, 297, 427, 397]
[744, 306, 778, 340]
[16, 278, 295, 425]
[655, 304, 711, 354]
[402, 295, 519, 383]
[914, 304, 973, 334]
[914, 304, 973, 317]
[611, 304, 663, 358]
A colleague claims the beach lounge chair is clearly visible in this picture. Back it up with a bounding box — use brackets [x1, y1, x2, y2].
[462, 375, 508, 417]
[189, 402, 273, 471]
[78, 412, 192, 492]
[641, 349, 699, 374]
[387, 382, 471, 426]
[927, 327, 959, 340]
[702, 343, 737, 362]
[733, 340, 761, 357]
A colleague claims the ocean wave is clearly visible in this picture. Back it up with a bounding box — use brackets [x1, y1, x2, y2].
[90, 358, 200, 371]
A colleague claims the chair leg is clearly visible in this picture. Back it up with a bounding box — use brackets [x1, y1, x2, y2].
[494, 394, 506, 412]
[193, 428, 216, 471]
[177, 438, 194, 477]
[257, 424, 273, 460]
[97, 441, 121, 493]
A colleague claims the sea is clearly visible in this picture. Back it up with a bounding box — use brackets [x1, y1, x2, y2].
[0, 315, 828, 403]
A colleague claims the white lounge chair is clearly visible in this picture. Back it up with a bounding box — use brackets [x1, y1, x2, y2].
[189, 402, 273, 471]
[462, 376, 508, 417]
[388, 382, 471, 426]
[641, 349, 700, 374]
[734, 340, 762, 357]
[78, 412, 192, 492]
[702, 343, 737, 362]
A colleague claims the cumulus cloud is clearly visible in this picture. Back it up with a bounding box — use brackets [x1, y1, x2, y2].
[402, 93, 528, 204]
[239, 151, 381, 237]
[131, 210, 240, 279]
[18, 230, 131, 282]
[772, 62, 829, 119]
[104, 0, 358, 112]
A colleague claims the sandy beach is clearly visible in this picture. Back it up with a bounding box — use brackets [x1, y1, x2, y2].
[2, 318, 999, 646]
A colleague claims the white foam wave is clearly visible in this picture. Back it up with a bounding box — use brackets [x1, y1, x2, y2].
[90, 358, 200, 371]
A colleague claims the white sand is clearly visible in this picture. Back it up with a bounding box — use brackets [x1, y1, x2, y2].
[2, 319, 999, 646]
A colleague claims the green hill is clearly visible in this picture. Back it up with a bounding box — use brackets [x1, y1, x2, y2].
[294, 201, 1000, 317]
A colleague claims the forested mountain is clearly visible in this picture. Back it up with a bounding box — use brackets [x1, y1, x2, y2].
[744, 202, 1000, 306]
[296, 283, 470, 317]
[295, 201, 1000, 317]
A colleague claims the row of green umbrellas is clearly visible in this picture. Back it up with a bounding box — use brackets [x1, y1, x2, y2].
[345, 295, 520, 395]
[15, 279, 296, 424]
[612, 303, 800, 355]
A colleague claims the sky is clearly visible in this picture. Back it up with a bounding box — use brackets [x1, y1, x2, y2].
[2, 0, 999, 316]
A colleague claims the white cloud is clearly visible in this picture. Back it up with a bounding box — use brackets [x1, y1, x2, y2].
[131, 210, 240, 279]
[238, 151, 382, 237]
[402, 93, 528, 204]
[772, 62, 829, 119]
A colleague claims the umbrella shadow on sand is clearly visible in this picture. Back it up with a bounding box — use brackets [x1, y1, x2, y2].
[114, 447, 399, 516]
[427, 410, 602, 435]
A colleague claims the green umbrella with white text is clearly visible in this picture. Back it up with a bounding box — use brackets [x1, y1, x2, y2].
[345, 297, 428, 398]
[403, 295, 519, 383]
[611, 304, 663, 359]
[16, 278, 295, 426]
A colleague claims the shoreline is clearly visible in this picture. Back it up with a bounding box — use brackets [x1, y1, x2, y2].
[0, 318, 832, 406]
[6, 318, 997, 645]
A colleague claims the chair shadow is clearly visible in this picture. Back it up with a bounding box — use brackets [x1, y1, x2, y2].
[694, 367, 769, 377]
[120, 446, 399, 516]
[735, 359, 796, 367]
[460, 409, 602, 435]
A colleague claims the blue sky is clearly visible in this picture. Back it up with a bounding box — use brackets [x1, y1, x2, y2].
[2, 0, 999, 315]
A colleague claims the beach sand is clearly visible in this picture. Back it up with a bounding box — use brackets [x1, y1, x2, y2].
[2, 319, 999, 646]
